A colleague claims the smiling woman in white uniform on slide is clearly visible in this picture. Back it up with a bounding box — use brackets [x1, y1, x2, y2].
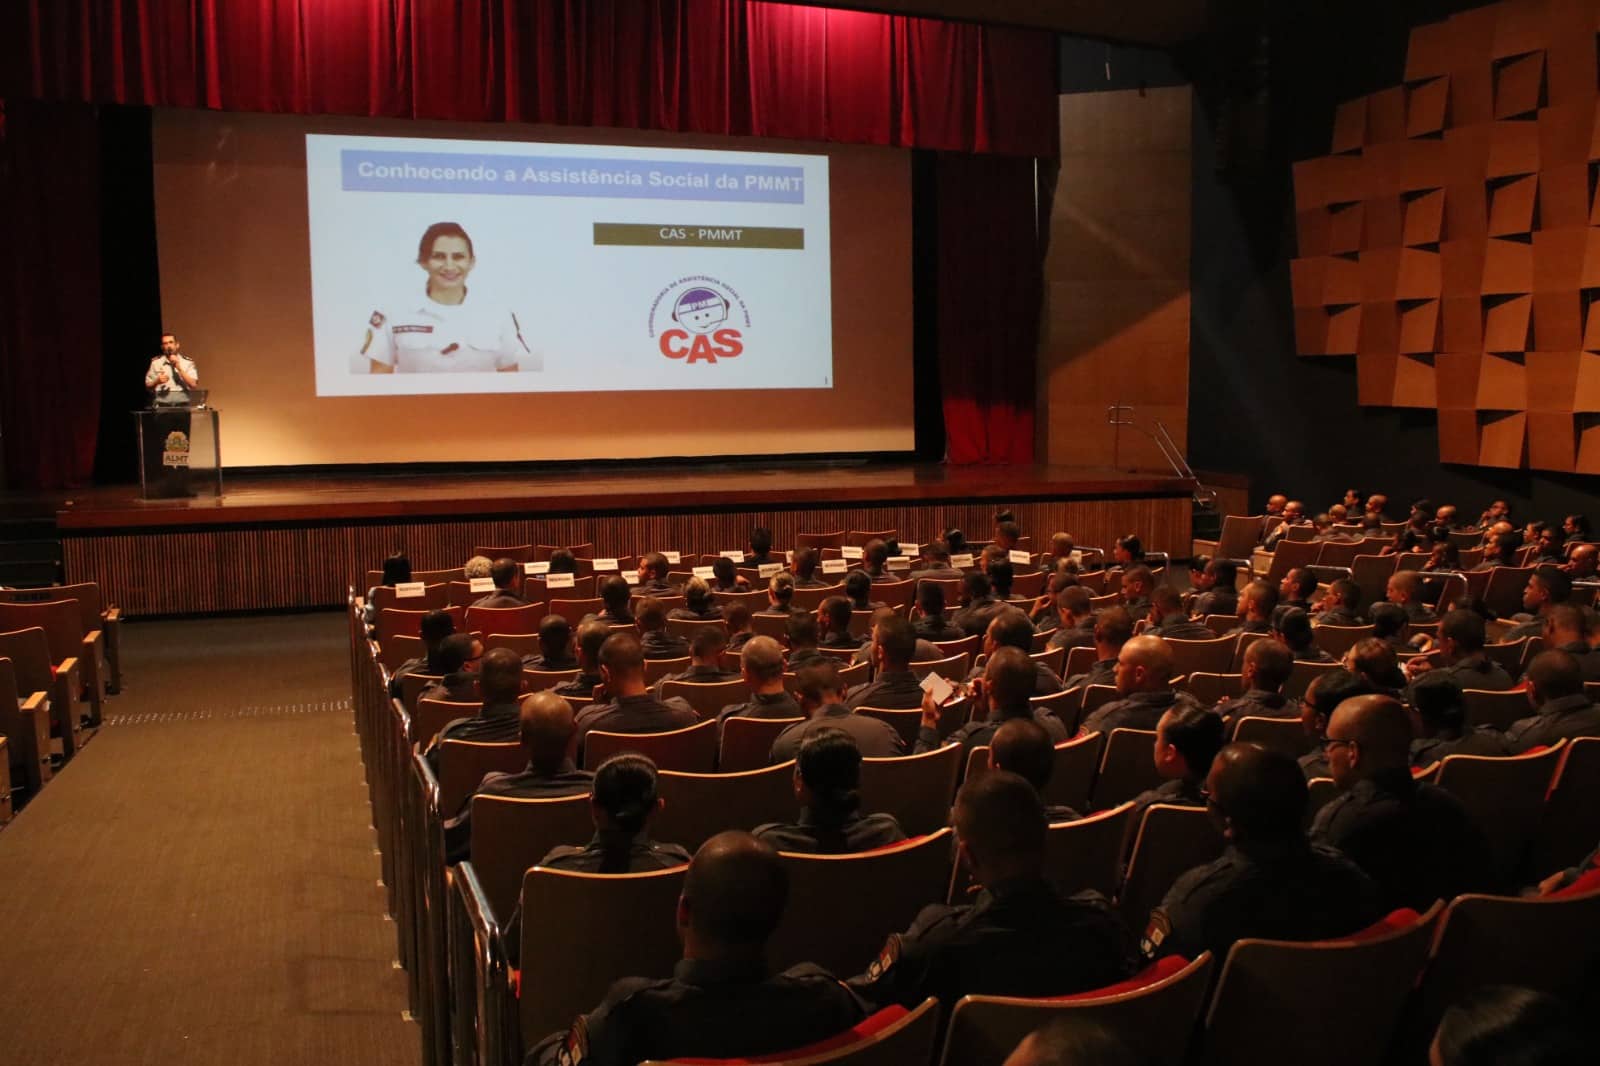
[363, 221, 532, 374]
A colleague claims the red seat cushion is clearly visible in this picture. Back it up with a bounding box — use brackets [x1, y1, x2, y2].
[1044, 954, 1190, 1002]
[1345, 908, 1421, 943]
[1552, 866, 1600, 899]
[665, 1005, 909, 1063]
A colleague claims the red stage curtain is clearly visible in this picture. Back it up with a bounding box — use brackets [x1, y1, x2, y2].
[0, 99, 103, 490]
[935, 152, 1041, 464]
[1, 1, 1057, 157]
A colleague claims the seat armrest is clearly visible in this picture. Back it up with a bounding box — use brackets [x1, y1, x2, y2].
[104, 607, 121, 623]
[18, 690, 53, 786]
[21, 690, 48, 713]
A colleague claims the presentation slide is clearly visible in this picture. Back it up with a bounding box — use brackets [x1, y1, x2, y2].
[151, 110, 914, 467]
[306, 135, 833, 396]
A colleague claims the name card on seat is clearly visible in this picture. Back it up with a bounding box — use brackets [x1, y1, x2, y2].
[720, 550, 746, 562]
[822, 559, 849, 574]
[546, 573, 575, 589]
[693, 566, 717, 580]
[623, 572, 640, 585]
[592, 558, 620, 572]
[525, 561, 551, 575]
[887, 557, 911, 570]
[841, 546, 864, 560]
[1009, 550, 1032, 565]
[951, 553, 975, 568]
[664, 551, 681, 564]
[469, 577, 497, 593]
[759, 563, 784, 578]
[785, 550, 794, 563]
[395, 581, 426, 599]
[901, 543, 919, 556]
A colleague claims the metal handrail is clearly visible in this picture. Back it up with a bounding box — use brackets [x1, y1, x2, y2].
[1106, 405, 1217, 507]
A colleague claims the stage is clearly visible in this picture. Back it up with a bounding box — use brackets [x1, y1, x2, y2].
[38, 463, 1199, 616]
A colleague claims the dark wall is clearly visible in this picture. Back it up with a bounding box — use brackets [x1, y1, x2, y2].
[1187, 0, 1600, 520]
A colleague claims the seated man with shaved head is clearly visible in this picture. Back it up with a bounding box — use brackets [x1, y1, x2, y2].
[1504, 650, 1600, 754]
[527, 831, 869, 1066]
[1141, 743, 1381, 964]
[1538, 604, 1600, 682]
[715, 636, 802, 728]
[573, 632, 698, 764]
[1078, 635, 1205, 736]
[1145, 585, 1215, 641]
[1310, 694, 1494, 909]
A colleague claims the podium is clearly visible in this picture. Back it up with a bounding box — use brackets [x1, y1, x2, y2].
[134, 407, 223, 500]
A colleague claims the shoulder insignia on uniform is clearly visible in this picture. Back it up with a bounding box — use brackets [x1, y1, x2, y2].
[864, 933, 901, 982]
[1140, 910, 1171, 959]
[370, 310, 385, 328]
[556, 1016, 588, 1066]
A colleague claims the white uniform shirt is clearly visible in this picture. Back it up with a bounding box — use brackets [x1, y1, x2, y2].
[362, 290, 531, 373]
[145, 355, 199, 400]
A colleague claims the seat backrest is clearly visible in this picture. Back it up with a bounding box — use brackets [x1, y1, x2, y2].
[370, 582, 448, 613]
[518, 866, 688, 1045]
[472, 543, 534, 562]
[859, 745, 963, 837]
[379, 633, 423, 673]
[652, 761, 797, 851]
[583, 718, 719, 772]
[643, 656, 690, 685]
[0, 600, 82, 663]
[793, 583, 846, 611]
[1010, 570, 1046, 599]
[718, 716, 804, 772]
[437, 740, 526, 815]
[1080, 684, 1120, 718]
[1179, 672, 1244, 706]
[931, 633, 981, 660]
[1531, 736, 1600, 874]
[939, 953, 1216, 1066]
[1480, 637, 1531, 676]
[873, 579, 916, 609]
[1062, 644, 1098, 679]
[1350, 554, 1399, 610]
[523, 667, 579, 692]
[1165, 636, 1237, 677]
[464, 603, 544, 637]
[1232, 632, 1269, 671]
[0, 627, 55, 694]
[910, 653, 969, 684]
[1232, 715, 1313, 760]
[413, 698, 479, 748]
[1091, 729, 1161, 810]
[855, 706, 923, 749]
[1120, 804, 1227, 931]
[1034, 731, 1106, 813]
[846, 529, 897, 547]
[712, 589, 769, 613]
[1284, 659, 1339, 701]
[1461, 687, 1532, 731]
[1304, 776, 1340, 827]
[548, 597, 604, 629]
[1312, 624, 1373, 659]
[769, 829, 953, 975]
[1216, 515, 1265, 562]
[446, 580, 485, 607]
[797, 531, 847, 550]
[377, 604, 464, 644]
[1043, 801, 1135, 899]
[1203, 614, 1240, 638]
[1030, 644, 1066, 676]
[469, 792, 595, 920]
[847, 610, 876, 638]
[1436, 743, 1566, 884]
[484, 632, 540, 657]
[672, 615, 732, 639]
[1265, 539, 1322, 584]
[659, 679, 751, 720]
[1205, 904, 1443, 1066]
[1315, 539, 1367, 569]
[398, 671, 444, 712]
[1482, 565, 1535, 620]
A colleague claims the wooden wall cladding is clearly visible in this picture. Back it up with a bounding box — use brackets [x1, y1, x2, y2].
[64, 496, 1191, 617]
[1290, 0, 1600, 472]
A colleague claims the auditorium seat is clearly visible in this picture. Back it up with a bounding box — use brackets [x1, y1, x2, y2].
[1202, 904, 1442, 1066]
[484, 633, 540, 658]
[1350, 554, 1399, 611]
[659, 679, 750, 720]
[446, 580, 486, 608]
[531, 574, 596, 599]
[872, 579, 916, 610]
[909, 653, 969, 684]
[1119, 804, 1226, 931]
[1481, 637, 1533, 677]
[796, 531, 847, 550]
[792, 584, 844, 611]
[472, 543, 534, 562]
[1435, 742, 1566, 886]
[1482, 565, 1535, 620]
[1164, 636, 1236, 677]
[769, 828, 952, 975]
[548, 597, 603, 628]
[845, 529, 896, 547]
[583, 718, 718, 772]
[1304, 776, 1339, 827]
[854, 706, 923, 749]
[377, 605, 464, 644]
[413, 698, 478, 748]
[1079, 684, 1119, 720]
[1090, 729, 1161, 810]
[931, 633, 980, 659]
[1010, 570, 1046, 599]
[436, 739, 526, 817]
[1264, 539, 1321, 585]
[859, 746, 962, 836]
[938, 953, 1215, 1066]
[1461, 687, 1529, 731]
[644, 657, 692, 685]
[1232, 715, 1314, 759]
[369, 582, 448, 614]
[1530, 736, 1600, 875]
[1030, 645, 1066, 677]
[0, 581, 122, 695]
[0, 600, 104, 726]
[0, 626, 82, 759]
[1202, 614, 1240, 638]
[640, 997, 942, 1066]
[1179, 672, 1244, 706]
[846, 610, 876, 638]
[516, 866, 688, 1048]
[1031, 688, 1084, 737]
[380, 633, 424, 674]
[1311, 624, 1372, 660]
[0, 656, 51, 795]
[464, 603, 544, 637]
[652, 762, 796, 851]
[467, 792, 594, 922]
[1043, 801, 1134, 898]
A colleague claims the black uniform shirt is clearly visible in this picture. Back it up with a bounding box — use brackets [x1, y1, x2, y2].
[574, 693, 697, 761]
[717, 690, 804, 725]
[1217, 689, 1295, 731]
[1063, 658, 1116, 693]
[554, 671, 603, 698]
[1409, 656, 1515, 695]
[752, 808, 907, 854]
[1081, 690, 1205, 736]
[915, 705, 1068, 756]
[770, 704, 905, 762]
[425, 699, 522, 772]
[1191, 588, 1239, 619]
[1149, 614, 1219, 642]
[640, 630, 690, 660]
[1047, 620, 1097, 653]
[1409, 728, 1505, 768]
[849, 875, 1131, 1008]
[529, 957, 868, 1066]
[1504, 694, 1600, 754]
[846, 669, 926, 710]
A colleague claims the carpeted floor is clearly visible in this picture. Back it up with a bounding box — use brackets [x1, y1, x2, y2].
[0, 611, 419, 1066]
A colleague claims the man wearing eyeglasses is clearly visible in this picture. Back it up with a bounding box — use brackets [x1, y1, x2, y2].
[1309, 695, 1494, 910]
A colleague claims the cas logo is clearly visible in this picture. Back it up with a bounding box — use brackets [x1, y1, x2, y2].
[649, 276, 749, 363]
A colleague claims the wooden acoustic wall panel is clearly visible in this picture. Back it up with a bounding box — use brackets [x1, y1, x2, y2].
[1291, 0, 1600, 472]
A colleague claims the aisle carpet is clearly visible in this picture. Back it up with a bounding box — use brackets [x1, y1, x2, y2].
[0, 611, 419, 1066]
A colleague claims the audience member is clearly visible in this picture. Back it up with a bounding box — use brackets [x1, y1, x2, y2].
[1344, 637, 1407, 693]
[594, 575, 636, 626]
[970, 609, 1064, 695]
[746, 526, 777, 567]
[389, 607, 456, 696]
[1297, 668, 1376, 779]
[573, 633, 697, 763]
[920, 646, 1068, 756]
[1216, 639, 1295, 731]
[1312, 578, 1364, 626]
[1062, 607, 1133, 691]
[817, 596, 863, 650]
[724, 603, 755, 651]
[635, 552, 673, 595]
[1430, 986, 1590, 1066]
[784, 609, 827, 669]
[1146, 585, 1214, 640]
[756, 572, 796, 617]
[1369, 602, 1412, 651]
[990, 717, 1079, 823]
[1503, 651, 1600, 754]
[1561, 541, 1596, 580]
[364, 550, 413, 623]
[753, 728, 906, 854]
[1225, 581, 1278, 637]
[1274, 607, 1333, 662]
[1407, 676, 1504, 767]
[522, 614, 577, 672]
[1079, 635, 1204, 735]
[1118, 565, 1155, 616]
[555, 620, 608, 698]
[770, 660, 904, 762]
[791, 547, 829, 589]
[846, 615, 925, 709]
[418, 632, 483, 702]
[710, 555, 749, 593]
[1503, 566, 1573, 641]
[912, 580, 961, 641]
[844, 569, 883, 612]
[1402, 609, 1514, 692]
[463, 554, 493, 580]
[1379, 570, 1436, 624]
[1278, 567, 1318, 614]
[636, 596, 689, 659]
[716, 636, 802, 727]
[1189, 558, 1240, 619]
[952, 570, 1005, 637]
[653, 627, 737, 690]
[474, 557, 531, 608]
[1127, 702, 1225, 823]
[538, 753, 691, 874]
[670, 577, 723, 621]
[910, 539, 960, 581]
[423, 646, 523, 770]
[1540, 604, 1600, 681]
[1046, 586, 1096, 651]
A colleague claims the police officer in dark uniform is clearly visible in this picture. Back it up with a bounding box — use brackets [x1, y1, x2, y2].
[849, 771, 1131, 1008]
[966, 609, 1066, 696]
[1145, 586, 1217, 641]
[845, 616, 927, 710]
[423, 646, 521, 772]
[1080, 636, 1206, 736]
[1062, 608, 1133, 692]
[916, 646, 1068, 757]
[633, 552, 675, 596]
[554, 621, 609, 698]
[521, 615, 578, 672]
[537, 753, 692, 874]
[572, 633, 697, 764]
[1216, 639, 1295, 733]
[528, 831, 869, 1066]
[715, 637, 802, 730]
[473, 557, 532, 608]
[952, 570, 1006, 638]
[769, 660, 904, 762]
[1401, 610, 1515, 695]
[753, 728, 906, 853]
[1045, 587, 1097, 652]
[989, 717, 1081, 822]
[1310, 695, 1494, 908]
[1504, 650, 1600, 753]
[1141, 743, 1381, 964]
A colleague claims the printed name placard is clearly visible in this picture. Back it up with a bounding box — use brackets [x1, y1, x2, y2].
[785, 550, 794, 563]
[623, 571, 640, 585]
[822, 558, 849, 574]
[1009, 550, 1032, 565]
[758, 562, 785, 578]
[545, 573, 575, 589]
[720, 550, 746, 562]
[469, 577, 497, 593]
[592, 558, 620, 572]
[663, 551, 681, 565]
[887, 556, 911, 570]
[394, 581, 426, 599]
[901, 543, 919, 556]
[951, 553, 975, 568]
[693, 566, 717, 579]
[525, 561, 551, 575]
[841, 545, 864, 560]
